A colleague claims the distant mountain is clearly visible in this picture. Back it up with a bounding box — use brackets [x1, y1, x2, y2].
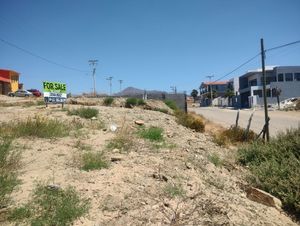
[115, 87, 166, 96]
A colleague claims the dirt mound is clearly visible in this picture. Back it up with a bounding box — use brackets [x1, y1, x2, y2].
[0, 98, 297, 225]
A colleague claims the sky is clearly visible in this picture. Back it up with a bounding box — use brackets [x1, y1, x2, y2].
[0, 0, 300, 95]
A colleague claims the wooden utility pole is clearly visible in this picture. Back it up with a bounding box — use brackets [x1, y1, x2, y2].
[260, 38, 270, 141]
[206, 75, 214, 106]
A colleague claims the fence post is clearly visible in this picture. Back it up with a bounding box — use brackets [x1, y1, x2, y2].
[235, 109, 240, 128]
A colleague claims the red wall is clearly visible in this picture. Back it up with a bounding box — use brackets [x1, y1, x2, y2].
[0, 69, 11, 82]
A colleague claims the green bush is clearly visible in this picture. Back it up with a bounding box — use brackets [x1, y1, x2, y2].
[175, 110, 205, 132]
[9, 183, 90, 225]
[164, 99, 178, 110]
[137, 99, 146, 106]
[81, 152, 109, 171]
[125, 98, 138, 108]
[0, 116, 69, 139]
[103, 97, 114, 106]
[0, 140, 20, 208]
[237, 127, 300, 216]
[139, 126, 164, 142]
[153, 108, 168, 114]
[68, 107, 98, 119]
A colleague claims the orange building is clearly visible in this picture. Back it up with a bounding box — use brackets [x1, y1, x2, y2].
[0, 69, 20, 95]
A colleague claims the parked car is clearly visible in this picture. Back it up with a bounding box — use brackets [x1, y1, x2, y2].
[27, 89, 42, 97]
[8, 90, 33, 97]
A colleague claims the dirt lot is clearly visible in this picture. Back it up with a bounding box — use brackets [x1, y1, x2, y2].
[0, 96, 298, 225]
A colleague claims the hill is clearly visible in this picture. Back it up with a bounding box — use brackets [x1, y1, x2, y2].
[0, 95, 297, 225]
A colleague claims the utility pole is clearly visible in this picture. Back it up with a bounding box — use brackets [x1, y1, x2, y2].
[118, 80, 123, 92]
[106, 76, 113, 96]
[88, 60, 98, 97]
[170, 86, 177, 94]
[260, 38, 270, 142]
[206, 75, 214, 106]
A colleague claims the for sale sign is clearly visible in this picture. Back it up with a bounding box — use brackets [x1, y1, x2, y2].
[43, 81, 67, 104]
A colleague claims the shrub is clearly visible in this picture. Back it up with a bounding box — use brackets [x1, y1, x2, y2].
[175, 110, 205, 132]
[164, 184, 185, 198]
[208, 153, 223, 167]
[214, 126, 256, 146]
[137, 99, 146, 106]
[237, 127, 300, 216]
[68, 107, 98, 119]
[0, 116, 69, 139]
[125, 98, 138, 108]
[138, 126, 164, 142]
[0, 140, 20, 208]
[153, 108, 168, 114]
[9, 183, 90, 225]
[164, 99, 178, 110]
[81, 152, 109, 171]
[103, 97, 114, 106]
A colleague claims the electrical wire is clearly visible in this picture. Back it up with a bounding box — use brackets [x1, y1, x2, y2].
[213, 53, 260, 82]
[212, 39, 300, 83]
[265, 40, 300, 52]
[0, 37, 89, 73]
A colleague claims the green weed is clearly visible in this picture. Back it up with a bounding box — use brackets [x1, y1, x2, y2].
[68, 107, 99, 119]
[238, 127, 300, 217]
[208, 153, 223, 167]
[0, 116, 69, 139]
[81, 152, 109, 171]
[164, 99, 178, 110]
[103, 97, 114, 106]
[0, 140, 20, 208]
[164, 183, 185, 198]
[9, 183, 90, 225]
[138, 126, 164, 142]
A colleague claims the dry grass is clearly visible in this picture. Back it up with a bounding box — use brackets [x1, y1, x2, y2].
[106, 120, 134, 153]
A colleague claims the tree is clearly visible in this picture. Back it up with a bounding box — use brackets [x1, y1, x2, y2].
[190, 89, 198, 103]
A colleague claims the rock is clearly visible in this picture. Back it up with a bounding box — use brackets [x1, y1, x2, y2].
[134, 120, 145, 126]
[47, 184, 61, 191]
[111, 156, 123, 162]
[91, 116, 97, 120]
[152, 173, 168, 182]
[185, 162, 192, 169]
[246, 187, 282, 209]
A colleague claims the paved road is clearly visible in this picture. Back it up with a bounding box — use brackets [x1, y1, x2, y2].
[189, 107, 300, 136]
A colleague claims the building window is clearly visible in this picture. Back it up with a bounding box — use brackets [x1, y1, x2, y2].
[295, 73, 300, 81]
[249, 79, 257, 86]
[278, 73, 284, 82]
[253, 90, 262, 97]
[285, 73, 293, 81]
[267, 76, 277, 83]
[266, 89, 271, 97]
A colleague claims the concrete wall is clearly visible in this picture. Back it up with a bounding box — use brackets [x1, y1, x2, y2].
[270, 81, 300, 99]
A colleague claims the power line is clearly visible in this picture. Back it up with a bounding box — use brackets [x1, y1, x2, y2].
[0, 37, 88, 73]
[211, 39, 300, 83]
[266, 39, 300, 52]
[213, 53, 260, 82]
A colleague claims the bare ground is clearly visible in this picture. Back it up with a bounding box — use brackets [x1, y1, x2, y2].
[0, 96, 298, 225]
